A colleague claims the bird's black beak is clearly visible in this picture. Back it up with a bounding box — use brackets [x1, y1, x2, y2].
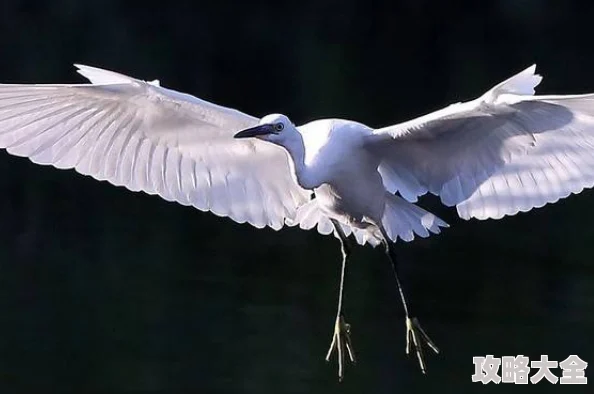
[234, 124, 275, 139]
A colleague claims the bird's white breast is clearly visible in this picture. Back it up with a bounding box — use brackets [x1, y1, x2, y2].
[295, 119, 386, 223]
[297, 119, 374, 185]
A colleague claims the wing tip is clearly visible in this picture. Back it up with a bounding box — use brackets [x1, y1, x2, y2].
[486, 63, 543, 99]
[73, 64, 138, 85]
[74, 64, 161, 87]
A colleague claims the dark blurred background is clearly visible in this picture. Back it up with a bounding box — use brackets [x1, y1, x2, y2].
[0, 0, 593, 393]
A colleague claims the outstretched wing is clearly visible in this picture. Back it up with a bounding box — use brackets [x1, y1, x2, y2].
[0, 65, 309, 229]
[370, 65, 594, 220]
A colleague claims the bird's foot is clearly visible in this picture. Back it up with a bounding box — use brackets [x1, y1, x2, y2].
[325, 314, 356, 381]
[405, 316, 439, 374]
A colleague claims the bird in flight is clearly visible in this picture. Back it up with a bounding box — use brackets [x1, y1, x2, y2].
[1, 64, 593, 380]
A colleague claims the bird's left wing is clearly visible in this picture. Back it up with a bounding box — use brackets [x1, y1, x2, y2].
[0, 65, 309, 229]
[369, 65, 594, 220]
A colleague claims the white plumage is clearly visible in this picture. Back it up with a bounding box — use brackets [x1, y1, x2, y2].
[2, 63, 593, 379]
[371, 65, 594, 222]
[0, 65, 309, 231]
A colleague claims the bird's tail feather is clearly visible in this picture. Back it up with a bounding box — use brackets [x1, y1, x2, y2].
[288, 193, 447, 246]
[380, 193, 448, 243]
[287, 199, 383, 246]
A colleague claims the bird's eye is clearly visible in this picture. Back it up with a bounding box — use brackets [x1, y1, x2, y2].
[274, 123, 284, 132]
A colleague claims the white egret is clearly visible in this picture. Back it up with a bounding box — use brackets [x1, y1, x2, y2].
[2, 64, 594, 380]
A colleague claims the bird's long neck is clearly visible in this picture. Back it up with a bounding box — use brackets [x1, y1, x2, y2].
[281, 131, 312, 189]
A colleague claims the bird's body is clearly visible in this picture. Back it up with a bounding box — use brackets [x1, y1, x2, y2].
[1, 63, 593, 379]
[295, 119, 384, 228]
[270, 116, 446, 242]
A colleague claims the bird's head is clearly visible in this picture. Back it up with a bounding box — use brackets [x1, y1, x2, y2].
[234, 113, 296, 146]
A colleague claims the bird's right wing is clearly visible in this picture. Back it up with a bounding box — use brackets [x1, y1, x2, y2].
[0, 65, 310, 229]
[369, 65, 594, 220]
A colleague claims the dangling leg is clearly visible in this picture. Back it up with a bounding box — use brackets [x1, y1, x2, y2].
[380, 230, 439, 373]
[325, 219, 356, 381]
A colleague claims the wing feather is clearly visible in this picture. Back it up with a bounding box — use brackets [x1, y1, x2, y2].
[371, 65, 594, 220]
[0, 65, 309, 229]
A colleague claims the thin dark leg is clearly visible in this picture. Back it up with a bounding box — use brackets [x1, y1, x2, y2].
[381, 231, 439, 374]
[325, 219, 356, 381]
[382, 238, 411, 317]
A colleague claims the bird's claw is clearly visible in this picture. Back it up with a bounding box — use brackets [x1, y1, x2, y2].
[325, 315, 356, 381]
[405, 316, 439, 374]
